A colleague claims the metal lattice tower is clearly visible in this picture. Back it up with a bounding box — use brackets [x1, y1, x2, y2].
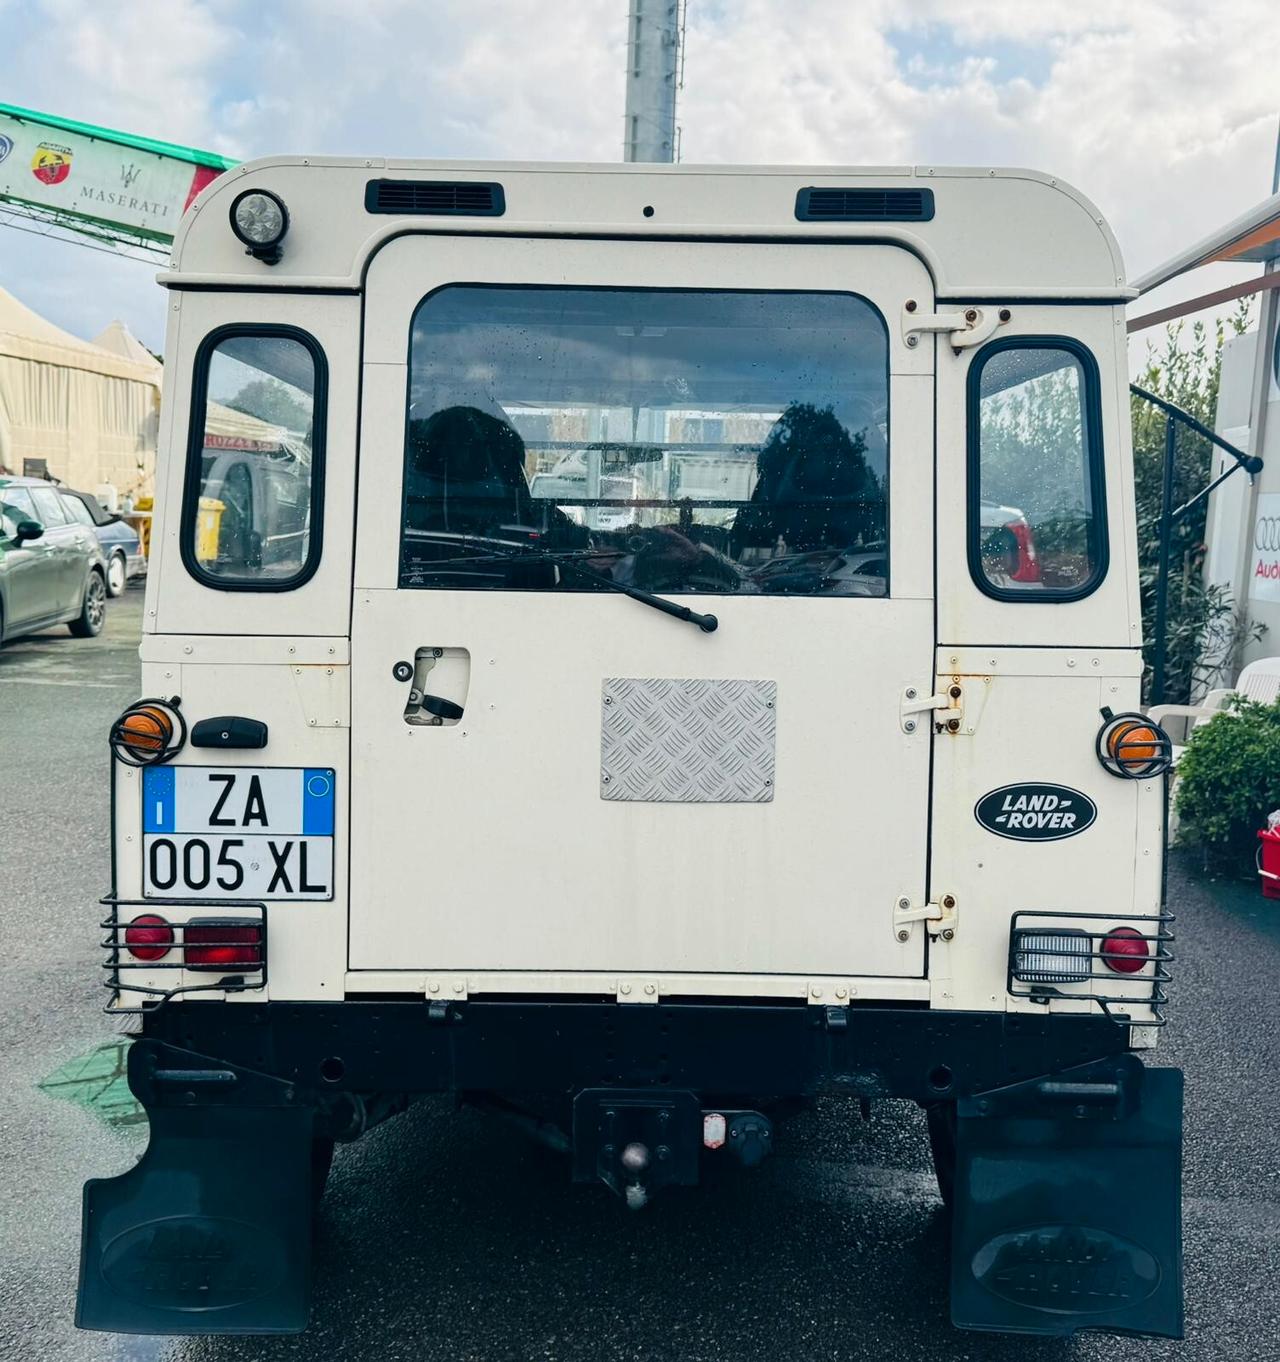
[623, 0, 685, 163]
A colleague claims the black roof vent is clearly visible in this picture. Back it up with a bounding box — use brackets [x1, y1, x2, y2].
[795, 187, 934, 223]
[365, 179, 506, 217]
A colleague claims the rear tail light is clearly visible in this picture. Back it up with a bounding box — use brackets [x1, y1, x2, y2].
[110, 697, 186, 767]
[1005, 519, 1042, 583]
[1101, 926, 1149, 974]
[184, 921, 264, 970]
[123, 913, 174, 961]
[1011, 928, 1091, 984]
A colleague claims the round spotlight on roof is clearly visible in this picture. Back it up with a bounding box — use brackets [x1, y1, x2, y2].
[229, 188, 289, 264]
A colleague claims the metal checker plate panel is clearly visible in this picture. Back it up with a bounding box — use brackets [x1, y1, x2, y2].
[601, 678, 776, 803]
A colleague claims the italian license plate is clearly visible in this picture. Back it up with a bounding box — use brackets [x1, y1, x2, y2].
[142, 766, 335, 901]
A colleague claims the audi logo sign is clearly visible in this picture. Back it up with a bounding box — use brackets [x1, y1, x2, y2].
[1251, 493, 1280, 604]
[1256, 516, 1280, 552]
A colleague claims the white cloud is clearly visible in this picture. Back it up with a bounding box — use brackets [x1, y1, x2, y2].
[0, 0, 1275, 351]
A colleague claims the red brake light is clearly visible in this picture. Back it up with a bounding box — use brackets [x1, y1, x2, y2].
[184, 922, 263, 970]
[1101, 926, 1149, 975]
[124, 913, 174, 961]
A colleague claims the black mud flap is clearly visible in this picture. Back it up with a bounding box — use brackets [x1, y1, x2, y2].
[77, 1041, 315, 1335]
[951, 1055, 1183, 1340]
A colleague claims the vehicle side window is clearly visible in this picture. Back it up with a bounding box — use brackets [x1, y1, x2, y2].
[29, 486, 70, 527]
[181, 328, 326, 590]
[1, 488, 38, 534]
[969, 339, 1106, 600]
[61, 494, 98, 528]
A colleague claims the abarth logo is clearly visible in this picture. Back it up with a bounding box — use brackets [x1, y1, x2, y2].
[31, 141, 73, 185]
[974, 783, 1096, 841]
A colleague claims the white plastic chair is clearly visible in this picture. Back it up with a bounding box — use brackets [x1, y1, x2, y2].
[1149, 656, 1280, 762]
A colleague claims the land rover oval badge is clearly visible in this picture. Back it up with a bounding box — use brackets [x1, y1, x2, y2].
[975, 782, 1096, 841]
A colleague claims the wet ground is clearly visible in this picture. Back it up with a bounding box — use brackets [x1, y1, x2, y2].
[1, 588, 1278, 1360]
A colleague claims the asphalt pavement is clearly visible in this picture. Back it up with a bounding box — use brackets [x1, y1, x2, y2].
[1, 588, 1278, 1361]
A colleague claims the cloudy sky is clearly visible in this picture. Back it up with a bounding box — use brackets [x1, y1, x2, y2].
[0, 0, 1275, 353]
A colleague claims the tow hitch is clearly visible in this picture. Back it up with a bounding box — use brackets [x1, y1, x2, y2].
[951, 1055, 1183, 1339]
[572, 1089, 773, 1209]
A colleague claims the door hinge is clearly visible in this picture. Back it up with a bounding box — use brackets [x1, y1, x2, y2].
[895, 893, 958, 942]
[901, 684, 962, 734]
[901, 303, 1009, 352]
[901, 680, 987, 736]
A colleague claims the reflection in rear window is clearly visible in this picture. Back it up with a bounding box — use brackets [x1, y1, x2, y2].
[183, 331, 322, 589]
[399, 287, 889, 597]
[971, 343, 1104, 599]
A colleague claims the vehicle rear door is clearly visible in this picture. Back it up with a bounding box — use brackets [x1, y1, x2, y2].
[349, 235, 936, 984]
[1, 487, 60, 627]
[28, 485, 84, 613]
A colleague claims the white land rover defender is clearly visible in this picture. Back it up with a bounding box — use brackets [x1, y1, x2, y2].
[79, 160, 1182, 1340]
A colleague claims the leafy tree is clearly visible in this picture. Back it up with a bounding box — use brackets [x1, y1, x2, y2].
[224, 378, 311, 436]
[1131, 301, 1259, 703]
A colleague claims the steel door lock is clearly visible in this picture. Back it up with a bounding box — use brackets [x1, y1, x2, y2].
[399, 647, 471, 727]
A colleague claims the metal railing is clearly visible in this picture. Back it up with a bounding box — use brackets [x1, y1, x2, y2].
[1130, 384, 1263, 705]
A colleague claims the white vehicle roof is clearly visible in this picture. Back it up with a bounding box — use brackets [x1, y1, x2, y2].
[167, 160, 1129, 300]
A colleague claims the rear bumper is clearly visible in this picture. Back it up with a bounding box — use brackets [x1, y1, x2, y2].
[134, 998, 1130, 1101]
[78, 1003, 1182, 1340]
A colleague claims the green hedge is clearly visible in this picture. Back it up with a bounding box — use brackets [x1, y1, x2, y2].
[1175, 697, 1280, 873]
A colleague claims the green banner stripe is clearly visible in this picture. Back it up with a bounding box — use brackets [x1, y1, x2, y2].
[0, 101, 238, 171]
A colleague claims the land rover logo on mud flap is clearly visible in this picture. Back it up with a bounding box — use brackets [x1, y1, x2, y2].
[972, 1225, 1161, 1312]
[975, 783, 1096, 841]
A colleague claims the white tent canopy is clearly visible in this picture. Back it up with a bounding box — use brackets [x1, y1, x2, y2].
[0, 287, 161, 494]
[93, 319, 160, 369]
[90, 318, 288, 449]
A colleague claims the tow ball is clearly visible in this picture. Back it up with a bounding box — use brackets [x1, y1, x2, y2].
[571, 1089, 773, 1209]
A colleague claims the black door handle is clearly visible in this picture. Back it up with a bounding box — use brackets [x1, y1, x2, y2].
[419, 694, 464, 722]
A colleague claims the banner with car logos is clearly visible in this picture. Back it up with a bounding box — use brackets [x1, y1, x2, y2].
[1249, 492, 1280, 603]
[0, 102, 234, 245]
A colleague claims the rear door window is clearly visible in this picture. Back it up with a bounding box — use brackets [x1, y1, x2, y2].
[399, 287, 889, 597]
[181, 328, 325, 590]
[60, 494, 98, 528]
[29, 486, 70, 527]
[969, 339, 1106, 599]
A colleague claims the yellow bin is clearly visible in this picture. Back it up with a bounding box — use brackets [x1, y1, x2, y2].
[194, 497, 225, 564]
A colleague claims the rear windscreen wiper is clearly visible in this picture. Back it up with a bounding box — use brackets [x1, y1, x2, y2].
[410, 541, 719, 634]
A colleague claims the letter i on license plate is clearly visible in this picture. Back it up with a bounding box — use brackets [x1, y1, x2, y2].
[142, 766, 335, 900]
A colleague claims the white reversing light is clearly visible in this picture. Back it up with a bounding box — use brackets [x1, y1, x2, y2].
[229, 189, 289, 264]
[1011, 928, 1091, 985]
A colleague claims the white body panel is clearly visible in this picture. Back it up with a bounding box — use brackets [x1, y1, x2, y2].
[111, 159, 1162, 1027]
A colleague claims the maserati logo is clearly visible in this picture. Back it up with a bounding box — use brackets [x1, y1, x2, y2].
[120, 162, 142, 190]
